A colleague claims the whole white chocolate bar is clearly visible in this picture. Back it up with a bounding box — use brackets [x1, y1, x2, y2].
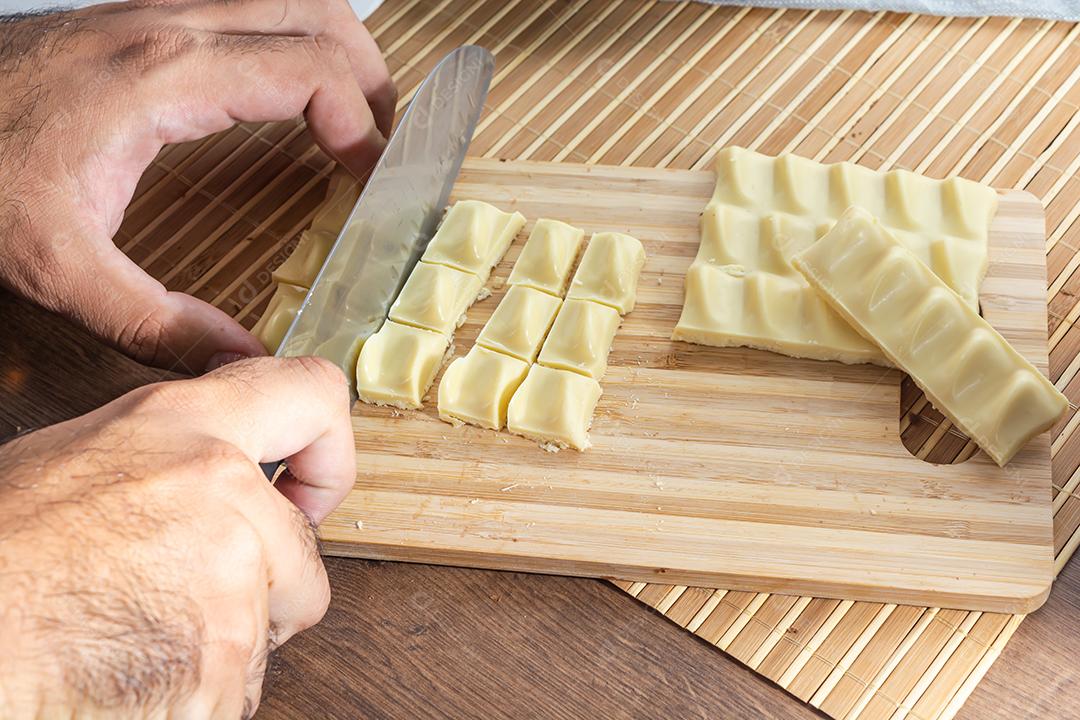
[714, 148, 996, 261]
[673, 147, 998, 364]
[537, 298, 622, 380]
[250, 283, 308, 353]
[793, 207, 1068, 466]
[356, 321, 449, 409]
[476, 285, 562, 363]
[507, 219, 585, 296]
[439, 346, 530, 430]
[388, 262, 484, 337]
[507, 364, 603, 450]
[567, 232, 646, 314]
[422, 200, 526, 282]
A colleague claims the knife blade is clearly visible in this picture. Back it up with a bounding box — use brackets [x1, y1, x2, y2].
[276, 45, 495, 394]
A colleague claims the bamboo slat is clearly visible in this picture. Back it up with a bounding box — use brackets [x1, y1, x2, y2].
[117, 2, 1080, 718]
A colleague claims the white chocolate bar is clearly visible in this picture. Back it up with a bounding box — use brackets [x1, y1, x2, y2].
[507, 219, 585, 296]
[476, 285, 562, 363]
[793, 207, 1068, 466]
[674, 261, 884, 364]
[674, 147, 998, 364]
[250, 283, 308, 353]
[310, 168, 361, 236]
[713, 147, 996, 255]
[671, 202, 888, 362]
[388, 261, 484, 336]
[421, 200, 526, 282]
[537, 298, 621, 380]
[566, 232, 646, 314]
[356, 321, 449, 409]
[696, 203, 826, 276]
[507, 364, 603, 450]
[438, 346, 530, 430]
[272, 229, 335, 289]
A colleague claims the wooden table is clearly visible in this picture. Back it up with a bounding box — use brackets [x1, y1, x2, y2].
[0, 290, 1077, 718]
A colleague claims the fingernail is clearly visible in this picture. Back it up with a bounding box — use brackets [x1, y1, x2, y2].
[205, 351, 250, 372]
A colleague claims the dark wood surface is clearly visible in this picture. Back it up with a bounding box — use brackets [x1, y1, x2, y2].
[1, 288, 1077, 719]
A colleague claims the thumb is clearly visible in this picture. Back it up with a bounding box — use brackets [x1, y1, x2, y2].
[40, 232, 265, 373]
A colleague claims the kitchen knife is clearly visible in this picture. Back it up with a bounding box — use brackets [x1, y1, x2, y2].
[276, 45, 495, 386]
[262, 46, 494, 479]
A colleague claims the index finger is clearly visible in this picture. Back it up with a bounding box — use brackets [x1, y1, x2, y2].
[142, 31, 387, 180]
[181, 0, 397, 136]
[181, 355, 357, 524]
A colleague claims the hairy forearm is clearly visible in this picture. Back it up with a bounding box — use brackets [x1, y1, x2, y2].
[0, 436, 203, 718]
[0, 356, 353, 716]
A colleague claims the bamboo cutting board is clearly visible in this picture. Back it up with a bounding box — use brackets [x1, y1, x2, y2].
[319, 157, 1054, 613]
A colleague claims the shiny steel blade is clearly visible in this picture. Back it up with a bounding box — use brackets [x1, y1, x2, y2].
[276, 46, 495, 390]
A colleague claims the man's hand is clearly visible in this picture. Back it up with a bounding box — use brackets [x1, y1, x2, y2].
[0, 0, 395, 372]
[0, 356, 356, 717]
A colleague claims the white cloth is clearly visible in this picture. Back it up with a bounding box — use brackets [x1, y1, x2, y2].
[701, 0, 1078, 20]
[1, 0, 1073, 21]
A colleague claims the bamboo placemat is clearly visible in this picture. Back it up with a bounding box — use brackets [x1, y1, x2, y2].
[119, 2, 1080, 718]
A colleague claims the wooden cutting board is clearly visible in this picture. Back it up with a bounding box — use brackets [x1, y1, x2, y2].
[319, 157, 1055, 613]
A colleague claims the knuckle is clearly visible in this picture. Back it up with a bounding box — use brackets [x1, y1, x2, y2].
[120, 378, 200, 422]
[194, 436, 254, 475]
[126, 375, 217, 419]
[312, 35, 350, 69]
[219, 515, 265, 573]
[305, 569, 332, 628]
[276, 505, 330, 633]
[201, 512, 266, 599]
[190, 441, 267, 503]
[294, 561, 331, 631]
[115, 305, 170, 364]
[110, 26, 198, 73]
[121, 384, 257, 461]
[125, 379, 176, 410]
[25, 237, 60, 279]
[303, 565, 331, 627]
[289, 355, 347, 395]
[243, 659, 267, 720]
[211, 31, 294, 58]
